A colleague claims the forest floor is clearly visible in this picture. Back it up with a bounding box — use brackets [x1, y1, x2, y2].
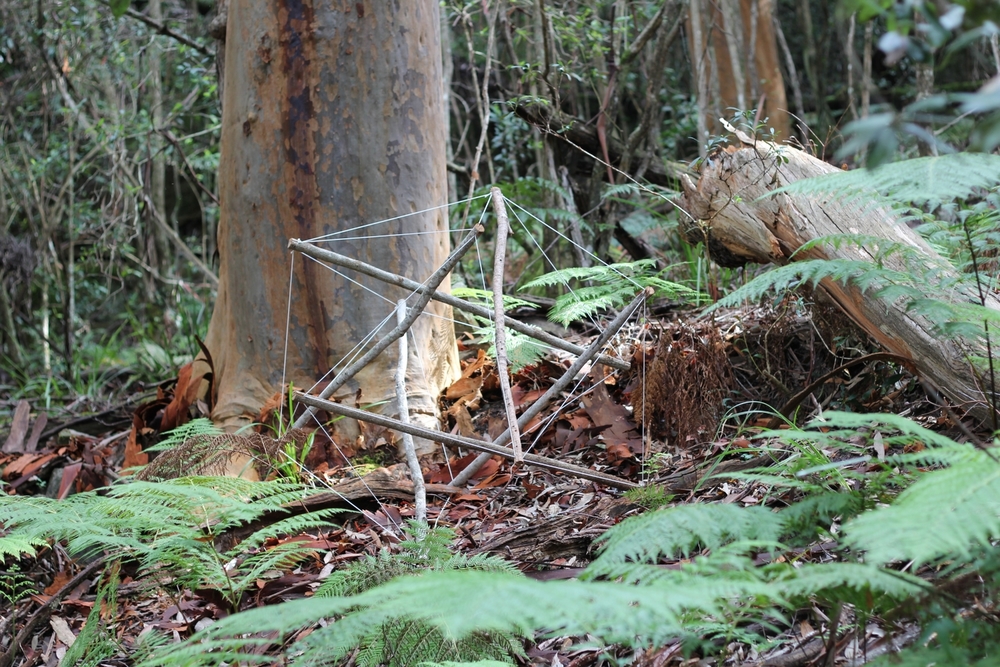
[0, 296, 975, 666]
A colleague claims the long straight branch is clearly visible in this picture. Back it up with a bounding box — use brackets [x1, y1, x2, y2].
[287, 239, 631, 371]
[395, 300, 427, 522]
[489, 188, 524, 462]
[450, 287, 651, 486]
[291, 224, 484, 429]
[295, 393, 638, 490]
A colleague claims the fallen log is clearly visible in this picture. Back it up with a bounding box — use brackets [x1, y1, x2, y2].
[680, 134, 1000, 424]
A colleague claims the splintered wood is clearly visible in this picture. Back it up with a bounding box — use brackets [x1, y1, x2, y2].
[681, 137, 1000, 424]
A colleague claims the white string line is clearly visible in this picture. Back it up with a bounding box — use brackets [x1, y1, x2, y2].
[279, 252, 295, 427]
[304, 410, 401, 532]
[641, 301, 649, 486]
[297, 301, 397, 396]
[506, 202, 605, 333]
[303, 253, 520, 336]
[312, 230, 472, 242]
[503, 196, 644, 290]
[524, 370, 619, 457]
[304, 193, 490, 242]
[472, 200, 492, 292]
[259, 444, 384, 523]
[303, 254, 398, 308]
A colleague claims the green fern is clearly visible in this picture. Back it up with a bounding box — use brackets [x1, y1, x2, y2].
[774, 153, 1000, 208]
[585, 504, 785, 578]
[522, 259, 700, 326]
[146, 417, 222, 452]
[0, 476, 343, 611]
[311, 523, 523, 667]
[845, 448, 1000, 567]
[60, 571, 121, 667]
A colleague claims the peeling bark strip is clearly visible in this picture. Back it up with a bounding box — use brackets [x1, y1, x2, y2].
[681, 137, 1000, 423]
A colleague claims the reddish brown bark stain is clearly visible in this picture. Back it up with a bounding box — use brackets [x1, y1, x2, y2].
[278, 0, 327, 376]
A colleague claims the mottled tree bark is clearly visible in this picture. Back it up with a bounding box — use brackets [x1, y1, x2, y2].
[205, 0, 460, 453]
[687, 0, 790, 143]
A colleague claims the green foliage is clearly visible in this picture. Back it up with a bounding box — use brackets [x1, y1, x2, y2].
[777, 153, 1000, 208]
[145, 417, 221, 452]
[623, 484, 674, 510]
[845, 447, 1000, 567]
[1, 0, 219, 402]
[60, 571, 121, 667]
[710, 152, 1000, 360]
[523, 259, 700, 326]
[0, 565, 34, 608]
[0, 476, 343, 611]
[450, 287, 549, 370]
[834, 1, 1000, 161]
[311, 523, 523, 667]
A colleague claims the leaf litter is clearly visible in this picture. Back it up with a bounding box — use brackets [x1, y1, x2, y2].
[0, 298, 975, 667]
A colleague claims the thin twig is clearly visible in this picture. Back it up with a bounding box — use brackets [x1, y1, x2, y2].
[462, 0, 498, 202]
[962, 218, 999, 433]
[822, 603, 842, 667]
[450, 287, 651, 486]
[490, 188, 524, 462]
[290, 224, 484, 430]
[0, 558, 105, 667]
[295, 392, 638, 490]
[287, 239, 631, 371]
[395, 300, 427, 523]
[97, 0, 212, 56]
[160, 130, 221, 206]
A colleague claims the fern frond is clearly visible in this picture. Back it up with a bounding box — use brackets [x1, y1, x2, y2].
[143, 570, 767, 665]
[522, 260, 698, 325]
[0, 534, 47, 559]
[146, 417, 222, 452]
[468, 323, 548, 372]
[586, 504, 786, 575]
[845, 449, 1000, 566]
[775, 153, 1000, 207]
[772, 562, 927, 600]
[451, 288, 539, 311]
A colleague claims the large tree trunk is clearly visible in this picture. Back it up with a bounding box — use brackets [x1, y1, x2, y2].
[687, 0, 790, 143]
[204, 0, 460, 452]
[680, 136, 1000, 424]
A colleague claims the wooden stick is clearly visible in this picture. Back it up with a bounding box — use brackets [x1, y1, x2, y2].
[287, 238, 631, 372]
[489, 188, 524, 462]
[451, 287, 651, 486]
[395, 300, 426, 523]
[291, 224, 484, 429]
[294, 392, 638, 490]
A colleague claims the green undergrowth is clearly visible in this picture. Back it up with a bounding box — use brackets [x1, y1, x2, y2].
[23, 411, 983, 667]
[3, 151, 1000, 666]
